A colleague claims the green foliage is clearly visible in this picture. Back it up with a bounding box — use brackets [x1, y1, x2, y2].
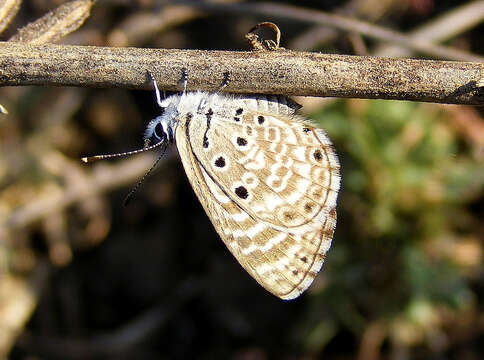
[298, 99, 483, 351]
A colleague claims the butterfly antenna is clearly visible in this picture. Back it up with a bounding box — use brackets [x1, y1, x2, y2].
[81, 141, 165, 163]
[123, 143, 168, 206]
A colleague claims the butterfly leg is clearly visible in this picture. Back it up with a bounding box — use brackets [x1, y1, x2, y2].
[147, 71, 164, 108]
[180, 67, 188, 95]
[217, 71, 230, 92]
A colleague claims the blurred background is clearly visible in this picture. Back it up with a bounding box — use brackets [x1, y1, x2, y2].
[0, 0, 483, 359]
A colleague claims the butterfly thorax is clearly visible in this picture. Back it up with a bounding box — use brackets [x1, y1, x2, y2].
[145, 92, 224, 147]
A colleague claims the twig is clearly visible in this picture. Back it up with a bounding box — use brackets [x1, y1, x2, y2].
[0, 41, 483, 105]
[175, 1, 484, 62]
[8, 0, 94, 44]
[0, 0, 21, 34]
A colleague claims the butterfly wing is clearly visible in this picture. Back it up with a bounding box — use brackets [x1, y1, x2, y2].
[175, 98, 340, 299]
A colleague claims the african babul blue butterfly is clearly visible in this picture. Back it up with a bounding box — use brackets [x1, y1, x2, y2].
[83, 70, 340, 299]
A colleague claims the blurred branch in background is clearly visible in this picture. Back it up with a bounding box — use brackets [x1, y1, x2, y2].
[287, 1, 484, 56]
[0, 1, 97, 356]
[176, 0, 484, 62]
[7, 0, 94, 44]
[373, 1, 484, 57]
[0, 0, 22, 35]
[3, 153, 161, 231]
[106, 4, 205, 47]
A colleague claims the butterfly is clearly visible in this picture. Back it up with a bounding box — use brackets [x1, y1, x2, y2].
[83, 70, 340, 300]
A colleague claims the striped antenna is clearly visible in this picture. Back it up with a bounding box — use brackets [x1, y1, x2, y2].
[81, 141, 165, 163]
[123, 143, 168, 206]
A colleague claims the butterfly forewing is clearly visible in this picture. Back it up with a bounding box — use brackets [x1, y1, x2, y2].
[175, 95, 340, 299]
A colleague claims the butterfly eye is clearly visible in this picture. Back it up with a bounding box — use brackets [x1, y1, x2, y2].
[153, 123, 164, 140]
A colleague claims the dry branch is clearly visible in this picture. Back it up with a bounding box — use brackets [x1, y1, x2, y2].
[8, 0, 94, 44]
[0, 0, 22, 34]
[0, 41, 483, 105]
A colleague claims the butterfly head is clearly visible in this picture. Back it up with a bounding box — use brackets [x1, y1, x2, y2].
[144, 99, 180, 147]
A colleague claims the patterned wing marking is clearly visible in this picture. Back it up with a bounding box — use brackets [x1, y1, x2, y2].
[176, 112, 336, 299]
[248, 95, 300, 115]
[176, 115, 337, 298]
[200, 166, 339, 299]
[175, 107, 339, 299]
[214, 94, 301, 118]
[187, 110, 340, 232]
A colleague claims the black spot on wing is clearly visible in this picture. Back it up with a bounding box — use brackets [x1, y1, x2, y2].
[214, 156, 226, 168]
[235, 186, 249, 199]
[313, 150, 322, 161]
[237, 137, 248, 146]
